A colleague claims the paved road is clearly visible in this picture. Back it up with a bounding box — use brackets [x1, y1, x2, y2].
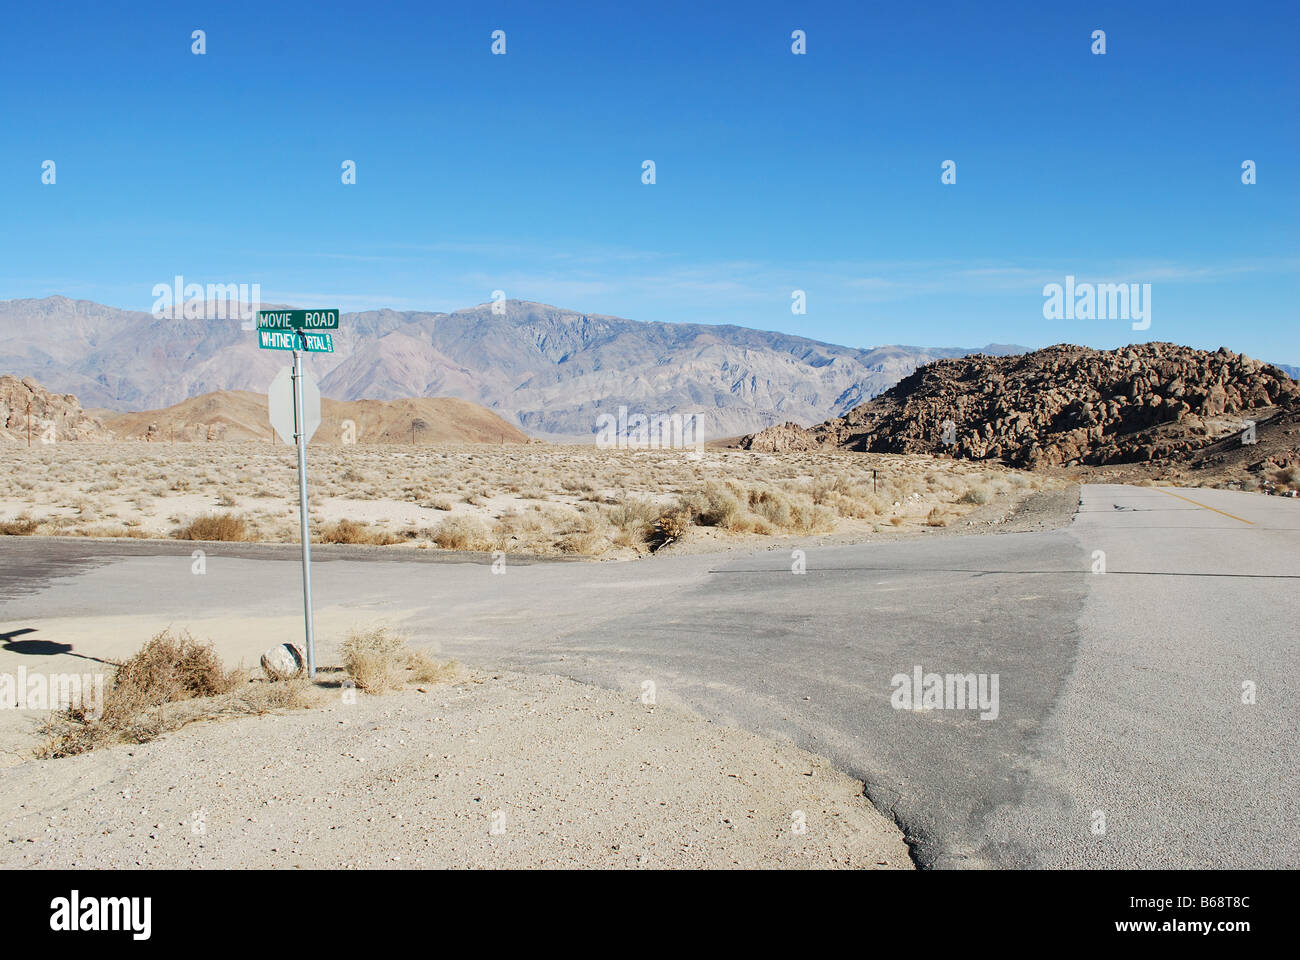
[1, 484, 1296, 868]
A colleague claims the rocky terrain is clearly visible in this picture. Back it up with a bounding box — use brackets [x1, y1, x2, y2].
[0, 375, 114, 444]
[0, 295, 1021, 440]
[742, 343, 1300, 479]
[1079, 406, 1300, 492]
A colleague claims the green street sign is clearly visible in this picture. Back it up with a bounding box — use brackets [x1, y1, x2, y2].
[258, 329, 335, 353]
[256, 309, 340, 330]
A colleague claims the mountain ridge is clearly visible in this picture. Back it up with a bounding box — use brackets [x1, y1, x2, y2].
[0, 295, 1028, 439]
[94, 389, 531, 445]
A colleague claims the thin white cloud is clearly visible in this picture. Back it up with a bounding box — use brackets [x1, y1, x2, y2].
[241, 247, 1300, 318]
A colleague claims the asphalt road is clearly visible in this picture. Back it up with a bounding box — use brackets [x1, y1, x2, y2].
[1, 484, 1296, 868]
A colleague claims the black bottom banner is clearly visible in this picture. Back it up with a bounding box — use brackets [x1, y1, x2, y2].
[0, 868, 1276, 947]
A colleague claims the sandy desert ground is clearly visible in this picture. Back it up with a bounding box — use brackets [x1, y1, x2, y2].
[0, 442, 1060, 558]
[0, 666, 911, 869]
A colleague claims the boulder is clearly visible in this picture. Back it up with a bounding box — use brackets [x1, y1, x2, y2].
[261, 643, 305, 681]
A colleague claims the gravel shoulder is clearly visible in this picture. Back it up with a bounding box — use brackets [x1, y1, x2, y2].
[0, 670, 912, 869]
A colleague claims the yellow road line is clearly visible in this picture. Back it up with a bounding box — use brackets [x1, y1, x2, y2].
[1153, 488, 1254, 525]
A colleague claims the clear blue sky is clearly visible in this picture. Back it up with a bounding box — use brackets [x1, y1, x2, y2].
[2, 0, 1296, 362]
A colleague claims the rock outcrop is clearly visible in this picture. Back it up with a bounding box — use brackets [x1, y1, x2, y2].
[0, 374, 114, 444]
[741, 343, 1300, 469]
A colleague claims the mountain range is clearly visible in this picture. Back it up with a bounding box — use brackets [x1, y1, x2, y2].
[0, 296, 1025, 440]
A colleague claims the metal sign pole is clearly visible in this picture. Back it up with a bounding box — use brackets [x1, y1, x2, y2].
[291, 337, 317, 678]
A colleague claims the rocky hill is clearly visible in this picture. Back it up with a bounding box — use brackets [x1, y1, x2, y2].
[0, 295, 1021, 440]
[96, 390, 531, 444]
[741, 343, 1300, 470]
[0, 375, 114, 444]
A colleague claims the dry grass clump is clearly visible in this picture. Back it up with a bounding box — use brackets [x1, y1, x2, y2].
[673, 480, 836, 539]
[0, 513, 39, 535]
[748, 487, 793, 527]
[318, 518, 403, 545]
[651, 507, 691, 550]
[175, 512, 252, 541]
[607, 498, 660, 546]
[490, 508, 549, 553]
[430, 514, 493, 551]
[1272, 464, 1300, 491]
[37, 629, 309, 758]
[789, 501, 836, 534]
[926, 506, 949, 527]
[340, 627, 457, 693]
[556, 529, 609, 555]
[112, 629, 240, 703]
[686, 482, 746, 530]
[959, 484, 994, 505]
[340, 627, 407, 693]
[552, 506, 611, 555]
[68, 524, 152, 539]
[407, 648, 459, 684]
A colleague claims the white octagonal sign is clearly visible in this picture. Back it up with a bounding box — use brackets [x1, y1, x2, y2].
[268, 366, 321, 445]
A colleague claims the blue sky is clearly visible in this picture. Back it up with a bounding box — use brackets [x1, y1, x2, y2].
[2, 0, 1297, 362]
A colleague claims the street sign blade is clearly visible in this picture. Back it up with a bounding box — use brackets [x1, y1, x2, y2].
[258, 329, 334, 353]
[258, 329, 296, 351]
[256, 309, 340, 330]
